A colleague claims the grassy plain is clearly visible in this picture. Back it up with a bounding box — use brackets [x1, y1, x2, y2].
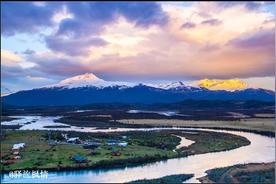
[119, 118, 275, 133]
[1, 129, 250, 172]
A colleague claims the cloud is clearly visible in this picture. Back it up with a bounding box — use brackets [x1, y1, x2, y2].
[52, 5, 74, 24]
[1, 50, 23, 66]
[201, 18, 222, 26]
[1, 2, 275, 91]
[51, 2, 167, 56]
[228, 28, 274, 49]
[1, 2, 62, 36]
[164, 1, 274, 45]
[45, 35, 108, 56]
[2, 2, 167, 37]
[22, 49, 36, 55]
[1, 66, 57, 93]
[181, 22, 196, 29]
[26, 75, 52, 82]
[39, 2, 274, 80]
[1, 65, 26, 78]
[215, 1, 273, 11]
[28, 52, 91, 77]
[64, 2, 168, 36]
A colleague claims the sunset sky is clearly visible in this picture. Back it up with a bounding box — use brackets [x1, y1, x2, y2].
[1, 1, 275, 94]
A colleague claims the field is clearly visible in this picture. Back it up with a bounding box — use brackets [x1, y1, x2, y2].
[119, 118, 275, 133]
[0, 130, 176, 172]
[0, 129, 250, 172]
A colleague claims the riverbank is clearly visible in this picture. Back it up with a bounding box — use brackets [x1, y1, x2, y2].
[119, 118, 275, 136]
[0, 129, 250, 173]
[198, 162, 275, 183]
[129, 173, 194, 183]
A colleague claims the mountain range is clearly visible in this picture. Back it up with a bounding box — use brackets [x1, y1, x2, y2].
[2, 73, 275, 106]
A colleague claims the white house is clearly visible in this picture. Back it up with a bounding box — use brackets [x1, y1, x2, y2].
[12, 143, 25, 150]
[118, 142, 128, 147]
[107, 140, 128, 147]
[62, 133, 68, 140]
[67, 137, 81, 144]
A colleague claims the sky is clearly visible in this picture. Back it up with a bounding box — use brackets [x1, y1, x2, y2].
[1, 1, 275, 94]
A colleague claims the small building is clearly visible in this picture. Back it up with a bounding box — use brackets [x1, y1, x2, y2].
[0, 153, 5, 159]
[107, 140, 128, 147]
[13, 151, 19, 155]
[11, 155, 21, 160]
[111, 150, 121, 156]
[67, 137, 81, 144]
[118, 141, 128, 147]
[12, 143, 25, 151]
[90, 150, 99, 156]
[49, 140, 58, 145]
[83, 142, 101, 149]
[122, 136, 127, 139]
[6, 160, 15, 165]
[72, 155, 89, 163]
[62, 133, 68, 140]
[107, 139, 119, 146]
[12, 148, 20, 152]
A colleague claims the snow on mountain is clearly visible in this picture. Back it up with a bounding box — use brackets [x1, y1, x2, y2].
[197, 79, 248, 91]
[46, 73, 200, 90]
[44, 73, 251, 92]
[156, 81, 202, 90]
[3, 74, 275, 106]
[157, 81, 186, 89]
[47, 73, 137, 89]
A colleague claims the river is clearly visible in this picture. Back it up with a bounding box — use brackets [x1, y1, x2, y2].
[1, 116, 275, 183]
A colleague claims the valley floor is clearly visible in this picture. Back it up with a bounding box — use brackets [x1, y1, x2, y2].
[119, 118, 275, 134]
[0, 129, 250, 172]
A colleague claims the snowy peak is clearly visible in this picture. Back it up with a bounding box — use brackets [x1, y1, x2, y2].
[157, 81, 186, 89]
[197, 79, 248, 91]
[156, 81, 201, 90]
[52, 73, 136, 89]
[59, 73, 105, 86]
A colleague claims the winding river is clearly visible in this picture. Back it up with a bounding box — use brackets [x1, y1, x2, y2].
[1, 116, 275, 183]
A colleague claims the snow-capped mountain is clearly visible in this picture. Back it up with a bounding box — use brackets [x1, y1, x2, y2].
[157, 81, 188, 89]
[44, 73, 248, 92]
[156, 81, 203, 91]
[46, 73, 201, 91]
[2, 73, 275, 106]
[47, 73, 137, 89]
[197, 79, 248, 91]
